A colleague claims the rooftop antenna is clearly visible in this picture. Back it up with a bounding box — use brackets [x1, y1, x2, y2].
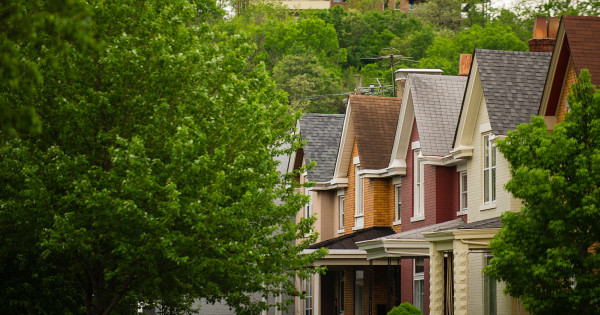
[361, 48, 415, 96]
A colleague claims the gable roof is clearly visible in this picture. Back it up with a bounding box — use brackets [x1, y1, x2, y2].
[299, 113, 345, 183]
[410, 74, 467, 156]
[332, 95, 402, 180]
[350, 95, 402, 170]
[476, 49, 551, 135]
[539, 15, 600, 117]
[563, 15, 600, 88]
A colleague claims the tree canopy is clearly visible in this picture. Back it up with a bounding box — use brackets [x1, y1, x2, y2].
[485, 70, 600, 314]
[0, 0, 324, 314]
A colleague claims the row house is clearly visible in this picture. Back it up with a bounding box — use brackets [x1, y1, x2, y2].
[289, 113, 345, 315]
[294, 95, 404, 315]
[357, 68, 469, 315]
[292, 15, 600, 315]
[425, 47, 552, 315]
[422, 15, 600, 315]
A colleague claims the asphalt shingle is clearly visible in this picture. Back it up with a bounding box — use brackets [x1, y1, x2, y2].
[476, 49, 551, 135]
[563, 15, 600, 88]
[409, 74, 467, 156]
[299, 114, 345, 183]
[350, 95, 402, 170]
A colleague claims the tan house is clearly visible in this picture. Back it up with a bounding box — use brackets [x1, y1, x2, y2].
[424, 48, 551, 315]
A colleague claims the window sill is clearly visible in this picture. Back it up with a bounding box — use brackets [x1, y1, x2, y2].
[337, 229, 345, 234]
[410, 216, 424, 222]
[479, 203, 497, 211]
[352, 226, 364, 231]
[456, 210, 468, 216]
[393, 220, 401, 226]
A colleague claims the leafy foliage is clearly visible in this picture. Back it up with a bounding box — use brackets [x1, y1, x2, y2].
[419, 23, 528, 75]
[0, 0, 95, 138]
[387, 302, 422, 315]
[0, 0, 324, 314]
[485, 70, 600, 314]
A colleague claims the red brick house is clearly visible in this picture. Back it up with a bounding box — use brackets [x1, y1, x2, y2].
[358, 71, 468, 314]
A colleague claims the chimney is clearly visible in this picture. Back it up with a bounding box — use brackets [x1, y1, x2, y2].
[529, 17, 558, 53]
[458, 54, 472, 76]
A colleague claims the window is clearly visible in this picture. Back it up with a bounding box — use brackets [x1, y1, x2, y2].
[394, 184, 402, 222]
[355, 270, 364, 315]
[483, 134, 496, 204]
[414, 258, 425, 312]
[355, 164, 364, 229]
[413, 149, 424, 219]
[483, 255, 497, 315]
[305, 192, 312, 219]
[339, 195, 345, 229]
[304, 278, 313, 315]
[460, 172, 468, 212]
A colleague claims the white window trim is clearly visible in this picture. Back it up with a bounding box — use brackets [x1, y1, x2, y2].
[305, 189, 312, 219]
[458, 171, 468, 215]
[412, 149, 425, 221]
[413, 258, 425, 312]
[338, 190, 345, 233]
[354, 163, 364, 230]
[394, 184, 402, 225]
[483, 254, 497, 315]
[304, 278, 313, 315]
[482, 133, 497, 205]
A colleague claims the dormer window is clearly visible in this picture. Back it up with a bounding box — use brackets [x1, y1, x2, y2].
[483, 134, 496, 204]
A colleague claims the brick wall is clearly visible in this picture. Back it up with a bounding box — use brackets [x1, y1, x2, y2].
[365, 178, 393, 227]
[344, 266, 355, 315]
[401, 119, 459, 231]
[557, 59, 577, 123]
[435, 166, 459, 223]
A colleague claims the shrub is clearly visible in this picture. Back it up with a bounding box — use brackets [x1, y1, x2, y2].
[387, 302, 422, 315]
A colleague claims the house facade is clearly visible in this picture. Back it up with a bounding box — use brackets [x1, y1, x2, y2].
[425, 49, 551, 315]
[357, 70, 468, 315]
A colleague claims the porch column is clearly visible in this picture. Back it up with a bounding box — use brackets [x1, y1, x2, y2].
[453, 240, 469, 314]
[429, 243, 445, 315]
[314, 273, 320, 315]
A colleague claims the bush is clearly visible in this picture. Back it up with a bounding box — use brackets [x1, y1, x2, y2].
[387, 302, 422, 315]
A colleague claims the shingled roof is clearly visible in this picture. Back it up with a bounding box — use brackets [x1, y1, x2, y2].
[350, 95, 402, 170]
[308, 226, 395, 249]
[562, 15, 600, 88]
[409, 74, 467, 156]
[299, 114, 345, 183]
[476, 49, 551, 135]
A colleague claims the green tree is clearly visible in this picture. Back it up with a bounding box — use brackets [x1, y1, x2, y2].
[0, 0, 324, 314]
[485, 70, 600, 314]
[419, 23, 528, 75]
[0, 0, 94, 138]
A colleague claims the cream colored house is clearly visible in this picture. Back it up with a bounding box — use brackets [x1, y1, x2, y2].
[425, 49, 551, 315]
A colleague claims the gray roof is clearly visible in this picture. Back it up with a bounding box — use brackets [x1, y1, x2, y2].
[410, 74, 467, 156]
[476, 49, 551, 135]
[384, 218, 467, 240]
[299, 113, 345, 183]
[457, 216, 502, 230]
